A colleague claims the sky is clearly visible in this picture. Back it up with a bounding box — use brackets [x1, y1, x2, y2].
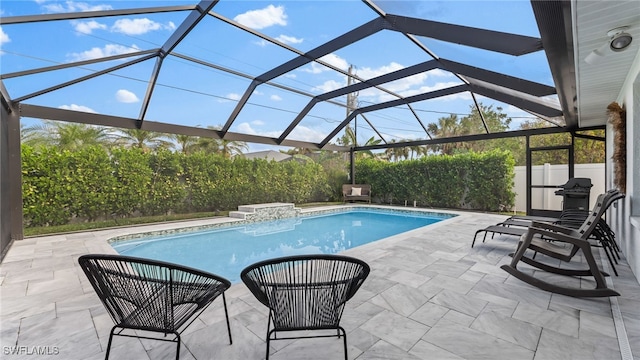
[0, 0, 557, 153]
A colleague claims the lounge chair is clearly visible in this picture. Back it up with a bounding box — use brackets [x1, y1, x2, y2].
[472, 190, 622, 249]
[472, 190, 624, 274]
[499, 190, 625, 297]
[241, 254, 370, 360]
[78, 254, 232, 360]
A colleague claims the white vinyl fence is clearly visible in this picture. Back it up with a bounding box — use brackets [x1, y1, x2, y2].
[512, 163, 605, 213]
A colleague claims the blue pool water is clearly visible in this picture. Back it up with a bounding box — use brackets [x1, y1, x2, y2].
[111, 209, 453, 283]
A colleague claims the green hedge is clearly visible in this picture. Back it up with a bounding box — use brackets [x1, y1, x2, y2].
[21, 145, 330, 227]
[21, 145, 514, 227]
[355, 150, 515, 211]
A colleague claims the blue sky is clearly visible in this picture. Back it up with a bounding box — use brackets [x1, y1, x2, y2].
[0, 0, 556, 152]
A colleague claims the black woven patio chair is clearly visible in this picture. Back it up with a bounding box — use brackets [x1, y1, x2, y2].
[78, 254, 232, 360]
[241, 254, 370, 360]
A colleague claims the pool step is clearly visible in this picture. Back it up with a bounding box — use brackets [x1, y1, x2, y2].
[229, 202, 301, 221]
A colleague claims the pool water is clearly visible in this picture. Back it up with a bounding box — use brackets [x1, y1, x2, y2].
[111, 209, 453, 283]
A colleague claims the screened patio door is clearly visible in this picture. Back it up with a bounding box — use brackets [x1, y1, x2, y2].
[526, 145, 574, 217]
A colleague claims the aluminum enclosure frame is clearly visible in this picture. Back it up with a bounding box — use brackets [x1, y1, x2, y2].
[0, 0, 589, 257]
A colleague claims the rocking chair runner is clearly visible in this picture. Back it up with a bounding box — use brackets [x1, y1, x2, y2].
[500, 189, 624, 297]
[241, 254, 370, 360]
[78, 254, 232, 360]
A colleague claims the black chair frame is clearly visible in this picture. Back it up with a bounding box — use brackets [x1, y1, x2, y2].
[500, 189, 624, 297]
[79, 254, 232, 360]
[241, 254, 370, 360]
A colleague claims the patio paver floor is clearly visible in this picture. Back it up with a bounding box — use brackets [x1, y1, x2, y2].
[1, 207, 639, 359]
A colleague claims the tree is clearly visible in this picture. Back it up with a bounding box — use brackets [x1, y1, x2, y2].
[425, 104, 528, 163]
[172, 134, 198, 154]
[21, 121, 113, 150]
[113, 129, 173, 151]
[337, 126, 357, 147]
[192, 126, 248, 158]
[520, 119, 605, 164]
[383, 140, 410, 161]
[426, 114, 462, 155]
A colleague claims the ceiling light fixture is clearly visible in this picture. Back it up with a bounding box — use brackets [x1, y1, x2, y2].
[610, 31, 633, 51]
[584, 26, 634, 64]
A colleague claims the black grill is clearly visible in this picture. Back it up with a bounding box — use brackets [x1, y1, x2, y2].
[555, 178, 593, 211]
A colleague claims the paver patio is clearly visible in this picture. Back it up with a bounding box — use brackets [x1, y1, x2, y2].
[1, 206, 639, 359]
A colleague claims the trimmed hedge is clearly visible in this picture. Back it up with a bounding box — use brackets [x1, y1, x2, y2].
[21, 145, 514, 227]
[21, 145, 329, 227]
[355, 150, 515, 211]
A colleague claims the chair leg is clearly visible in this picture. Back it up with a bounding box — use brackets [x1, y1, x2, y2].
[222, 293, 232, 344]
[104, 326, 119, 360]
[265, 314, 273, 360]
[175, 334, 181, 360]
[340, 327, 348, 360]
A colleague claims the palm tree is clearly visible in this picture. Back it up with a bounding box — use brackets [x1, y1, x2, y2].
[219, 138, 249, 158]
[408, 144, 428, 159]
[113, 129, 173, 151]
[172, 134, 198, 154]
[427, 114, 462, 155]
[384, 140, 410, 161]
[21, 121, 113, 150]
[191, 126, 248, 157]
[338, 126, 357, 147]
[355, 136, 382, 159]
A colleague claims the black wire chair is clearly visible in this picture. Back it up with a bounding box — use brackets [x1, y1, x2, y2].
[78, 254, 232, 360]
[241, 254, 370, 360]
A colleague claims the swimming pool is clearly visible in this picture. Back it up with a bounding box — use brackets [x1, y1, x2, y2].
[111, 208, 455, 282]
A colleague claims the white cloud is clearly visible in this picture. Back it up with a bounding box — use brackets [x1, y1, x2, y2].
[270, 95, 282, 101]
[289, 125, 326, 142]
[73, 20, 107, 34]
[254, 39, 269, 47]
[112, 18, 161, 35]
[237, 121, 325, 142]
[302, 53, 349, 74]
[42, 1, 112, 13]
[115, 89, 139, 103]
[236, 122, 280, 138]
[58, 104, 96, 113]
[312, 79, 344, 93]
[276, 34, 303, 45]
[234, 5, 287, 30]
[0, 26, 10, 45]
[376, 81, 470, 102]
[67, 44, 140, 61]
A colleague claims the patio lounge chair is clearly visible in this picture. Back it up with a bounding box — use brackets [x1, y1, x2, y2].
[78, 254, 232, 360]
[474, 208, 623, 275]
[500, 190, 625, 297]
[241, 254, 370, 360]
[472, 189, 623, 249]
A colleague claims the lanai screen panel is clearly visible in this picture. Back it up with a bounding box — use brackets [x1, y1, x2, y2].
[142, 57, 255, 127]
[290, 101, 349, 144]
[0, 0, 568, 152]
[225, 82, 316, 138]
[171, 12, 300, 77]
[212, 1, 378, 54]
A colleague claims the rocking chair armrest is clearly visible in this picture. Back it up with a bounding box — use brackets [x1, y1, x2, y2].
[527, 226, 589, 248]
[530, 221, 580, 237]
